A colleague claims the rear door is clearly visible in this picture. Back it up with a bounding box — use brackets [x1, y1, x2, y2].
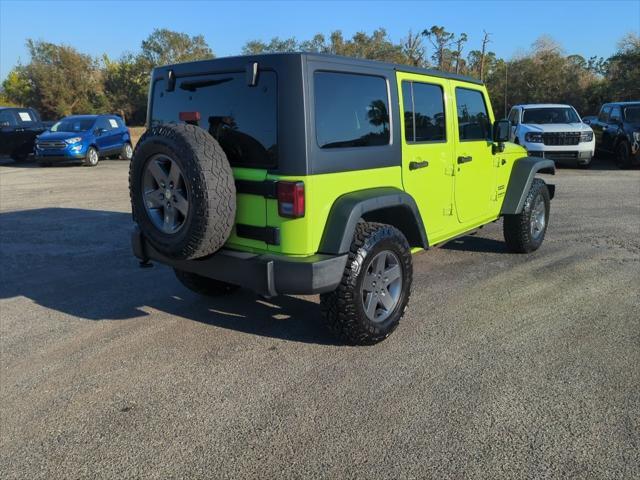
[150, 70, 278, 251]
[604, 106, 623, 152]
[397, 72, 455, 240]
[451, 84, 496, 224]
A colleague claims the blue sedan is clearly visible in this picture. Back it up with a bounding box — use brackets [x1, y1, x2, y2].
[35, 114, 132, 166]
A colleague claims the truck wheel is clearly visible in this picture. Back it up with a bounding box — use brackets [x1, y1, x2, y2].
[320, 222, 413, 345]
[174, 269, 239, 296]
[129, 124, 236, 260]
[503, 178, 550, 253]
[83, 147, 99, 167]
[615, 141, 632, 169]
[121, 142, 133, 160]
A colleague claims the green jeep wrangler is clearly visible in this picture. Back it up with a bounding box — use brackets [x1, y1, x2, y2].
[130, 53, 555, 345]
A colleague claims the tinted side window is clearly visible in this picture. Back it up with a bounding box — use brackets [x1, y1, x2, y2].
[402, 81, 446, 143]
[456, 88, 491, 141]
[151, 71, 277, 168]
[609, 106, 622, 123]
[598, 106, 611, 122]
[315, 72, 390, 149]
[0, 110, 17, 126]
[96, 118, 111, 131]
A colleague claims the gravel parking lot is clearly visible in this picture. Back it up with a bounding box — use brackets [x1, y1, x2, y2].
[1, 158, 638, 479]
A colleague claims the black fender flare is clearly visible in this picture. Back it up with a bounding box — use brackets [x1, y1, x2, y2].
[318, 187, 428, 255]
[501, 157, 555, 215]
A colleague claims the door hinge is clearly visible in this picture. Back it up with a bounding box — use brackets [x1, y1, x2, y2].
[444, 165, 455, 176]
[443, 204, 454, 216]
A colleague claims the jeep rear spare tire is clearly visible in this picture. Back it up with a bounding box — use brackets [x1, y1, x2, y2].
[129, 124, 236, 260]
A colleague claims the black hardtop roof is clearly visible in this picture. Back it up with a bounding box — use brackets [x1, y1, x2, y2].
[158, 52, 484, 86]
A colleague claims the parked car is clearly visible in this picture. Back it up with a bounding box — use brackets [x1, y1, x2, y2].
[507, 104, 595, 168]
[0, 106, 50, 162]
[129, 53, 555, 345]
[584, 102, 640, 168]
[35, 114, 132, 167]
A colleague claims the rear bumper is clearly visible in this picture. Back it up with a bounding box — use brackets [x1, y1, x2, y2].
[131, 226, 347, 297]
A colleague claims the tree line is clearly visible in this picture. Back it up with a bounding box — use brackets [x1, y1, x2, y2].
[1, 27, 638, 124]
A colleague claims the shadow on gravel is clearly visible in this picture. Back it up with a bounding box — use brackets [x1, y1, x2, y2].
[441, 235, 508, 254]
[0, 207, 336, 346]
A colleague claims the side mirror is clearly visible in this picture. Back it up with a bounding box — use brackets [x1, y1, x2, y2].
[493, 119, 511, 143]
[94, 128, 104, 136]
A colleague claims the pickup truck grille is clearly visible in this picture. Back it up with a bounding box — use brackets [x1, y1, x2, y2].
[37, 140, 67, 149]
[542, 132, 580, 146]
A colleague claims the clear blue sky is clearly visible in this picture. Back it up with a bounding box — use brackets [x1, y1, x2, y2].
[1, 0, 638, 80]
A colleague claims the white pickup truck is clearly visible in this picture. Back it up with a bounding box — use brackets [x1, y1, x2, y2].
[507, 104, 596, 168]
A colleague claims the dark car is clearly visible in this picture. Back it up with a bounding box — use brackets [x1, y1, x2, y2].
[0, 107, 50, 162]
[35, 114, 132, 167]
[585, 102, 640, 168]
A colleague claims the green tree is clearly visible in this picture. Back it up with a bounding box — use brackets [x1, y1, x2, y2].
[1, 66, 33, 107]
[242, 37, 298, 55]
[102, 53, 149, 124]
[605, 32, 640, 101]
[422, 26, 455, 71]
[13, 40, 106, 118]
[140, 28, 214, 67]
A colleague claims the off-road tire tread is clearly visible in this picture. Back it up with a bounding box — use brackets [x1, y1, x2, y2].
[503, 178, 550, 253]
[174, 269, 239, 296]
[320, 222, 413, 345]
[129, 123, 236, 260]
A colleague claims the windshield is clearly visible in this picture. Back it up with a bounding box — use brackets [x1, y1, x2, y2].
[623, 106, 640, 123]
[522, 108, 580, 124]
[51, 118, 95, 133]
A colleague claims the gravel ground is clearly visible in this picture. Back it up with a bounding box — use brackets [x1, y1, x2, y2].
[0, 158, 638, 479]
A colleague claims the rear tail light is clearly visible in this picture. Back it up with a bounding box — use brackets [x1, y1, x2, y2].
[179, 111, 201, 124]
[277, 181, 305, 218]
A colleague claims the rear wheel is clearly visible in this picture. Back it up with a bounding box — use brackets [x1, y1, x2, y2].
[83, 147, 99, 167]
[174, 269, 239, 296]
[615, 141, 632, 169]
[320, 222, 413, 345]
[503, 178, 550, 253]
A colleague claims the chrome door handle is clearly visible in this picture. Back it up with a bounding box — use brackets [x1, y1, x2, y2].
[409, 160, 429, 170]
[457, 156, 472, 164]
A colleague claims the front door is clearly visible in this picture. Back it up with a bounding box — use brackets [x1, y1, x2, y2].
[397, 72, 455, 241]
[451, 84, 496, 224]
[603, 105, 622, 152]
[593, 105, 611, 149]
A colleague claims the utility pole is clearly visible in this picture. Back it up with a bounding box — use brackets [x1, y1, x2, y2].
[504, 62, 508, 119]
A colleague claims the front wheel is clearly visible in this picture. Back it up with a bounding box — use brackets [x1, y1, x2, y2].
[320, 222, 413, 345]
[503, 178, 550, 253]
[83, 147, 99, 167]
